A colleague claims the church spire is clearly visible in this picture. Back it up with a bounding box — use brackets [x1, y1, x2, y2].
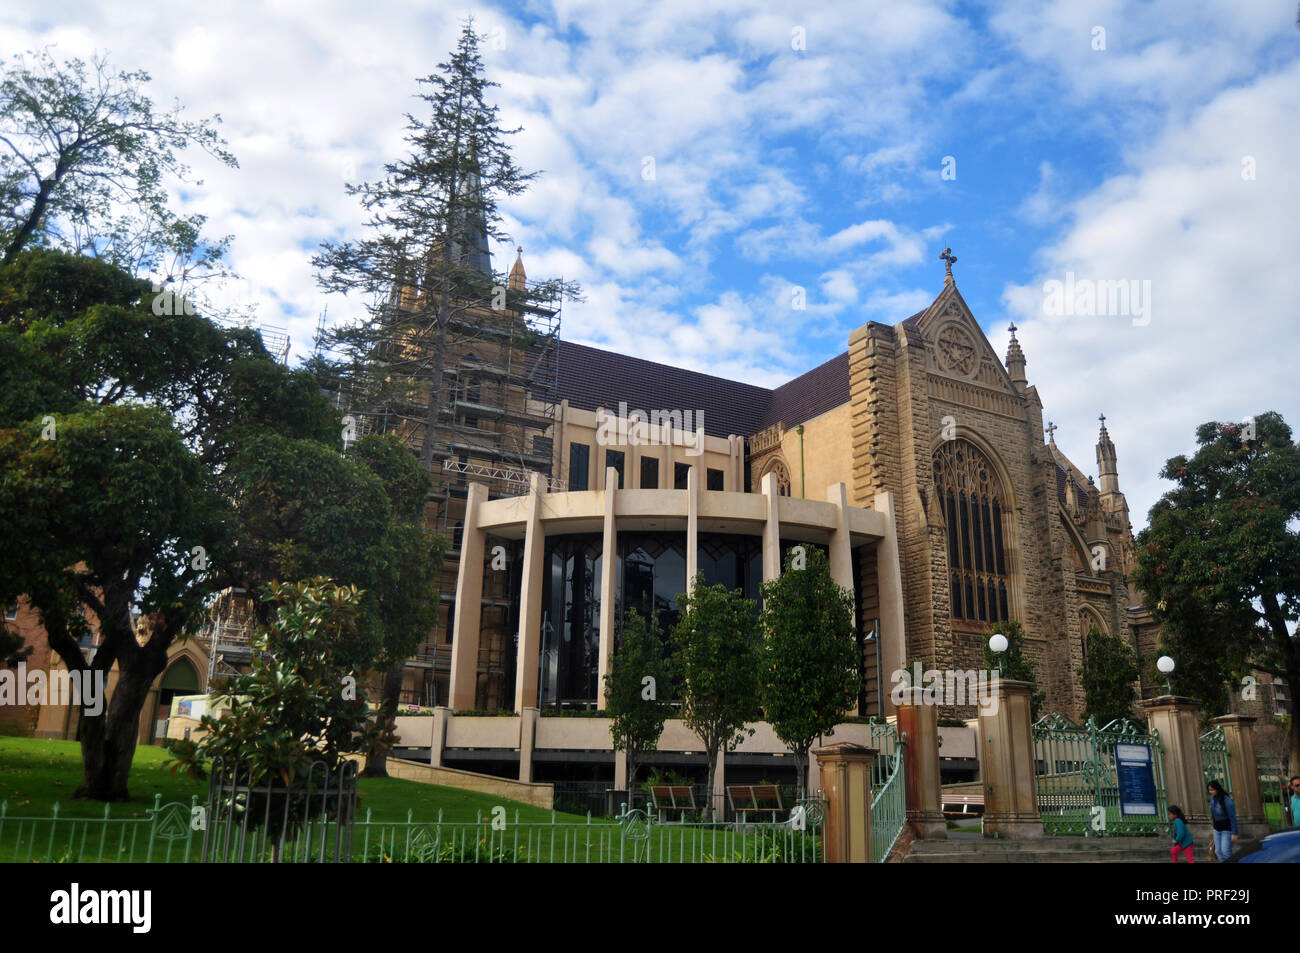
[508, 245, 526, 292]
[451, 160, 493, 275]
[1005, 322, 1027, 388]
[1096, 413, 1119, 495]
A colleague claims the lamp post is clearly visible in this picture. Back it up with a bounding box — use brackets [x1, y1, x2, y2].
[864, 618, 881, 715]
[1157, 655, 1175, 695]
[989, 633, 1008, 677]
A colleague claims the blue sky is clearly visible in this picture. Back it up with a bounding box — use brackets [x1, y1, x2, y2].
[3, 0, 1298, 526]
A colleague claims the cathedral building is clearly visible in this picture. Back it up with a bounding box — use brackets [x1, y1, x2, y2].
[443, 249, 1154, 728]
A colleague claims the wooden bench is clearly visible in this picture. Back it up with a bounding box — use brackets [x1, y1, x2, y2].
[649, 785, 697, 821]
[726, 784, 785, 823]
[941, 794, 985, 818]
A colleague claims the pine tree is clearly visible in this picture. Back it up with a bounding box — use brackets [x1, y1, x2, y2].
[311, 17, 580, 747]
[311, 17, 578, 471]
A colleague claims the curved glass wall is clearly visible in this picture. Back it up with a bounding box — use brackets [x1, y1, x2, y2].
[479, 537, 523, 711]
[539, 534, 603, 709]
[527, 530, 794, 710]
[698, 533, 763, 606]
[619, 533, 688, 638]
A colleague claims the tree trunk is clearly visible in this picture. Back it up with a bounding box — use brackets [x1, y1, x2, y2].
[704, 742, 718, 823]
[794, 748, 810, 800]
[363, 664, 405, 778]
[75, 657, 160, 801]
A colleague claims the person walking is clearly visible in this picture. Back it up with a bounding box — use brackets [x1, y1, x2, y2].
[1169, 805, 1194, 863]
[1290, 776, 1300, 827]
[1207, 780, 1237, 860]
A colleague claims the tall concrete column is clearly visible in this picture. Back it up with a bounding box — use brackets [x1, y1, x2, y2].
[760, 471, 781, 582]
[430, 706, 450, 768]
[628, 414, 641, 488]
[729, 434, 744, 491]
[897, 702, 947, 839]
[1142, 695, 1211, 845]
[448, 482, 488, 710]
[614, 748, 628, 791]
[979, 679, 1044, 839]
[873, 490, 905, 718]
[597, 470, 618, 708]
[813, 742, 877, 863]
[1212, 715, 1269, 838]
[513, 473, 547, 712]
[519, 706, 538, 782]
[686, 465, 699, 592]
[826, 482, 855, 593]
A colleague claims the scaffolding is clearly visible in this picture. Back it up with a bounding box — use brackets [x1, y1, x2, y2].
[196, 589, 258, 691]
[213, 314, 291, 365]
[321, 262, 564, 710]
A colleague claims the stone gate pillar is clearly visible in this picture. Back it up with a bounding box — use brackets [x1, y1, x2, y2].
[1141, 695, 1210, 846]
[978, 679, 1044, 839]
[1211, 714, 1270, 838]
[896, 702, 946, 839]
[813, 742, 877, 863]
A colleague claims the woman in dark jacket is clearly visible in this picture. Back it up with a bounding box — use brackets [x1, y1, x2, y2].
[1207, 780, 1237, 861]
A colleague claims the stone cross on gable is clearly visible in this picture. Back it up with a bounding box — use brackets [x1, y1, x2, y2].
[1098, 413, 1106, 427]
[1045, 421, 1058, 441]
[939, 248, 958, 279]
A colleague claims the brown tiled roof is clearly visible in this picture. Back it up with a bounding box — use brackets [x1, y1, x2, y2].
[762, 351, 848, 429]
[556, 340, 852, 439]
[1055, 463, 1090, 507]
[556, 341, 771, 438]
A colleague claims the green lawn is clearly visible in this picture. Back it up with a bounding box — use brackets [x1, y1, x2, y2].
[0, 737, 591, 823]
[0, 738, 819, 862]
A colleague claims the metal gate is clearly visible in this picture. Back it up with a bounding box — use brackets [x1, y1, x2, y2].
[1199, 726, 1231, 792]
[1033, 714, 1168, 836]
[867, 717, 906, 861]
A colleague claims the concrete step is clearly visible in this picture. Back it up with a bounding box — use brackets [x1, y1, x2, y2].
[904, 836, 1171, 863]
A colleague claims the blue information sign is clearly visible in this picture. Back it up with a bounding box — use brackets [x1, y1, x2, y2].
[1114, 742, 1158, 816]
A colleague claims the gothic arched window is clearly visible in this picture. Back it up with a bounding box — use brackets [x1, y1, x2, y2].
[933, 439, 1011, 625]
[760, 458, 792, 497]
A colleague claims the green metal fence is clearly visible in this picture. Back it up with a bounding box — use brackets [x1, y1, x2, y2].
[0, 801, 826, 863]
[867, 718, 906, 862]
[1032, 714, 1168, 836]
[0, 795, 204, 863]
[358, 807, 825, 863]
[1199, 726, 1231, 793]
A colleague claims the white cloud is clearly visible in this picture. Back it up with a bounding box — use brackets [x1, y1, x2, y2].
[1002, 58, 1300, 528]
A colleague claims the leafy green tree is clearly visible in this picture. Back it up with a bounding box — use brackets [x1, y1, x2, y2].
[604, 609, 674, 810]
[168, 578, 369, 858]
[1080, 626, 1140, 725]
[345, 433, 447, 776]
[1133, 412, 1300, 768]
[671, 574, 762, 821]
[759, 546, 859, 795]
[0, 402, 223, 799]
[0, 48, 236, 288]
[983, 620, 1045, 720]
[0, 250, 414, 800]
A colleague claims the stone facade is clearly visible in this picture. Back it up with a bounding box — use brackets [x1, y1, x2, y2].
[747, 276, 1148, 720]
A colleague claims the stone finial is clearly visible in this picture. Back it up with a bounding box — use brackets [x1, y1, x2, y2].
[1005, 320, 1027, 386]
[939, 247, 958, 283]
